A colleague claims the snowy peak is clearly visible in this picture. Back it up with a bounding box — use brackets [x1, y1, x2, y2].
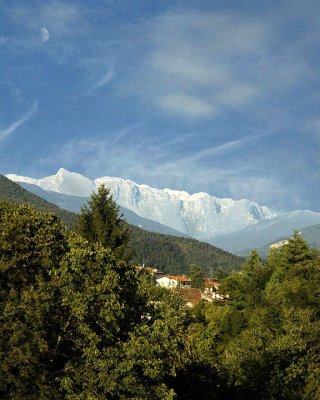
[6, 168, 275, 238]
[49, 168, 95, 197]
[7, 168, 95, 197]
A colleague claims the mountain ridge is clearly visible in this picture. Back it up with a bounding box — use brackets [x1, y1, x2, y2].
[7, 168, 275, 239]
[18, 182, 191, 238]
[6, 169, 320, 255]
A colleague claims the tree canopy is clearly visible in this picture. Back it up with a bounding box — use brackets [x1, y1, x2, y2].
[186, 234, 320, 399]
[0, 201, 186, 399]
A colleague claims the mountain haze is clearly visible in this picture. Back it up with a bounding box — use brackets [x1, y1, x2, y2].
[212, 210, 320, 255]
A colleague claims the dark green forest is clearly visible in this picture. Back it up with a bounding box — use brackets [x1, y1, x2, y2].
[0, 174, 243, 275]
[129, 226, 243, 276]
[1, 179, 320, 399]
[0, 174, 76, 228]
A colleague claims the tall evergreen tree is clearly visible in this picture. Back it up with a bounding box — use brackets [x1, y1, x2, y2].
[75, 184, 130, 259]
[189, 264, 205, 290]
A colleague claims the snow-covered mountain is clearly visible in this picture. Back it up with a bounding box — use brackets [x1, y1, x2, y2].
[7, 169, 95, 197]
[17, 182, 191, 238]
[6, 168, 274, 239]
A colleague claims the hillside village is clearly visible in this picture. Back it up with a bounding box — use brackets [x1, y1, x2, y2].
[142, 266, 230, 307]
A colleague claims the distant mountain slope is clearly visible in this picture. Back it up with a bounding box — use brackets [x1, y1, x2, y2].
[19, 182, 190, 238]
[0, 174, 75, 227]
[18, 182, 88, 213]
[300, 224, 320, 248]
[7, 168, 274, 239]
[129, 226, 244, 276]
[245, 224, 320, 258]
[1, 174, 243, 275]
[212, 210, 320, 255]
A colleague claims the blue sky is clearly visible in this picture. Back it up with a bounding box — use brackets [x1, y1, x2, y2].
[1, 0, 320, 212]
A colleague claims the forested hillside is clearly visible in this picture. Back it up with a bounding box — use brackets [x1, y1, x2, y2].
[0, 174, 75, 227]
[0, 174, 242, 275]
[129, 225, 243, 275]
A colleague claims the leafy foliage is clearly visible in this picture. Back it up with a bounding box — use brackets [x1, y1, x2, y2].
[1, 179, 320, 399]
[0, 201, 68, 399]
[186, 233, 320, 399]
[0, 201, 186, 399]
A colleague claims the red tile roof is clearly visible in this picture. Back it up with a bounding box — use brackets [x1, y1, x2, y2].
[165, 275, 192, 282]
[179, 288, 202, 305]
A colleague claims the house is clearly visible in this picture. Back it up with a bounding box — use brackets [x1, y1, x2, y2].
[211, 292, 230, 301]
[156, 275, 192, 288]
[144, 267, 164, 279]
[204, 278, 220, 293]
[270, 239, 289, 249]
[137, 265, 164, 279]
[179, 288, 202, 307]
[202, 278, 231, 302]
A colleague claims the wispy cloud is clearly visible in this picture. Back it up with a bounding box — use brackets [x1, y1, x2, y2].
[88, 67, 115, 94]
[36, 127, 264, 195]
[35, 123, 313, 211]
[123, 8, 314, 120]
[4, 1, 319, 212]
[0, 102, 37, 142]
[173, 134, 266, 165]
[159, 94, 213, 118]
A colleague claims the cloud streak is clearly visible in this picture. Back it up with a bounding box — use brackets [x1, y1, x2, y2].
[35, 120, 316, 211]
[88, 67, 115, 94]
[36, 127, 263, 195]
[173, 134, 266, 165]
[0, 102, 37, 142]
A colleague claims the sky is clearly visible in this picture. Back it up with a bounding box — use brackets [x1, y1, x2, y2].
[1, 0, 320, 212]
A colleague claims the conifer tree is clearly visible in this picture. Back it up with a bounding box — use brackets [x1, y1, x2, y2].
[190, 264, 205, 290]
[75, 184, 130, 259]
